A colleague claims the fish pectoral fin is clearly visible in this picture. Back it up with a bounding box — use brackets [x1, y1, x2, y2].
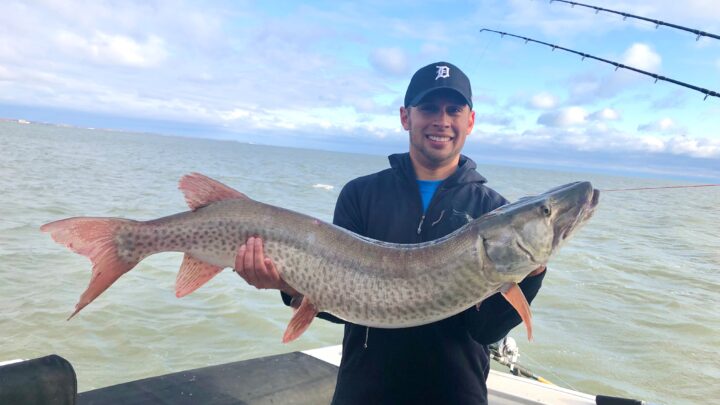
[175, 254, 224, 298]
[178, 172, 250, 211]
[501, 283, 533, 342]
[282, 297, 319, 343]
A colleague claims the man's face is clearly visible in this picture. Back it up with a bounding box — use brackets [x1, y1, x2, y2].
[400, 91, 475, 171]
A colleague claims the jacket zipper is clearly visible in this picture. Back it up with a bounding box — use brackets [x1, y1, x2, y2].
[416, 215, 425, 235]
[417, 186, 445, 236]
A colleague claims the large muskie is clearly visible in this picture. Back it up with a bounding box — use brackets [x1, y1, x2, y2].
[41, 173, 599, 342]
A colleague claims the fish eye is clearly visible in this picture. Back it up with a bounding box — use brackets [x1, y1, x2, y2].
[541, 205, 551, 216]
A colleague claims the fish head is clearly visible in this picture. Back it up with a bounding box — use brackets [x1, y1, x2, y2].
[478, 181, 599, 281]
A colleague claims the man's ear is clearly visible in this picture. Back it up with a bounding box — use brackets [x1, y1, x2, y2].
[467, 109, 475, 134]
[400, 106, 411, 130]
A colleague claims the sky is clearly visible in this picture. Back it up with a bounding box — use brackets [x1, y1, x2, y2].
[1, 0, 719, 179]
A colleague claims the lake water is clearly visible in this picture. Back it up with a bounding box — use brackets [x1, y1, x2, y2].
[1, 121, 718, 404]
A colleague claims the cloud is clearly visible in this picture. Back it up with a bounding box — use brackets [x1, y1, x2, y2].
[369, 47, 410, 76]
[0, 0, 718, 169]
[637, 117, 683, 134]
[565, 42, 664, 104]
[566, 75, 602, 102]
[623, 1, 720, 28]
[213, 104, 400, 138]
[475, 113, 514, 127]
[528, 92, 559, 110]
[0, 2, 400, 124]
[0, 64, 11, 79]
[666, 135, 720, 158]
[501, 0, 618, 38]
[537, 106, 587, 127]
[472, 123, 720, 159]
[621, 43, 662, 72]
[55, 31, 168, 67]
[588, 108, 620, 121]
[419, 43, 448, 60]
[472, 93, 499, 107]
[651, 89, 690, 109]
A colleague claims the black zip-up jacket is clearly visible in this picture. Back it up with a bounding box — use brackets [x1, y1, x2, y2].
[284, 153, 545, 404]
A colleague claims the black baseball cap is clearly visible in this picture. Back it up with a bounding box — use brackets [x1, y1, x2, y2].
[404, 61, 473, 109]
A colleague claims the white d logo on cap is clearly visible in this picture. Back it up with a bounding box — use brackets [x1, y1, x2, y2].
[435, 65, 450, 80]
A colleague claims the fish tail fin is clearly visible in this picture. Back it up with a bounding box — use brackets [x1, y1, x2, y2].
[41, 217, 141, 319]
[282, 297, 319, 343]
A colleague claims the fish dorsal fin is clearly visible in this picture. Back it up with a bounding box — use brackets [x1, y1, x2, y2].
[179, 172, 249, 210]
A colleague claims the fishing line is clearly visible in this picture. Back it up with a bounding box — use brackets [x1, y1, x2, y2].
[475, 32, 494, 62]
[600, 184, 720, 192]
[514, 349, 580, 391]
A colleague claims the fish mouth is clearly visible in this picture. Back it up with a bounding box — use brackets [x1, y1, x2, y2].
[552, 184, 599, 248]
[515, 240, 537, 263]
[581, 188, 600, 221]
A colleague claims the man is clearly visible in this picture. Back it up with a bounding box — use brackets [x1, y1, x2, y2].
[235, 61, 546, 404]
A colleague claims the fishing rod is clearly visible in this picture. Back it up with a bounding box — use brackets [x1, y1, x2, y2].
[600, 184, 720, 192]
[489, 337, 554, 384]
[479, 28, 720, 100]
[491, 338, 659, 404]
[542, 0, 720, 41]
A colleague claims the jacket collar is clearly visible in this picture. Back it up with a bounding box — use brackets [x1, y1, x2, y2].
[388, 153, 487, 187]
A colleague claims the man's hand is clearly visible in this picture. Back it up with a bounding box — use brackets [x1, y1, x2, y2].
[234, 236, 299, 296]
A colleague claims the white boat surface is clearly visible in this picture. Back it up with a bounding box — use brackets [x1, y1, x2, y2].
[304, 345, 597, 405]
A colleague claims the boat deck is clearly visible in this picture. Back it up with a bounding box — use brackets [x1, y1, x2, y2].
[75, 345, 596, 404]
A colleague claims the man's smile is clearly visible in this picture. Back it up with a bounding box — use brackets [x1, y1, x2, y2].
[426, 134, 454, 142]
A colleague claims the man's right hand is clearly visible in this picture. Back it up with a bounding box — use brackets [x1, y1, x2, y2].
[234, 236, 299, 297]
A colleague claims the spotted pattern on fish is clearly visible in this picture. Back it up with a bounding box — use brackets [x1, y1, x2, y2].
[43, 179, 598, 331]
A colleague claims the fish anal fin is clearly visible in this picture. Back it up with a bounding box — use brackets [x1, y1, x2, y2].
[282, 297, 318, 343]
[178, 172, 249, 211]
[175, 254, 223, 297]
[501, 283, 533, 341]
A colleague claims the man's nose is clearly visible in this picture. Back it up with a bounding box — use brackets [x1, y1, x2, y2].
[432, 111, 451, 128]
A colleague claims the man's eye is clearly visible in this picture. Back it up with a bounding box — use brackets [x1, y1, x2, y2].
[447, 107, 462, 114]
[419, 105, 438, 113]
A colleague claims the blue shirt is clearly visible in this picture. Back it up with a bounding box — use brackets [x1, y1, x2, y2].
[417, 179, 443, 213]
